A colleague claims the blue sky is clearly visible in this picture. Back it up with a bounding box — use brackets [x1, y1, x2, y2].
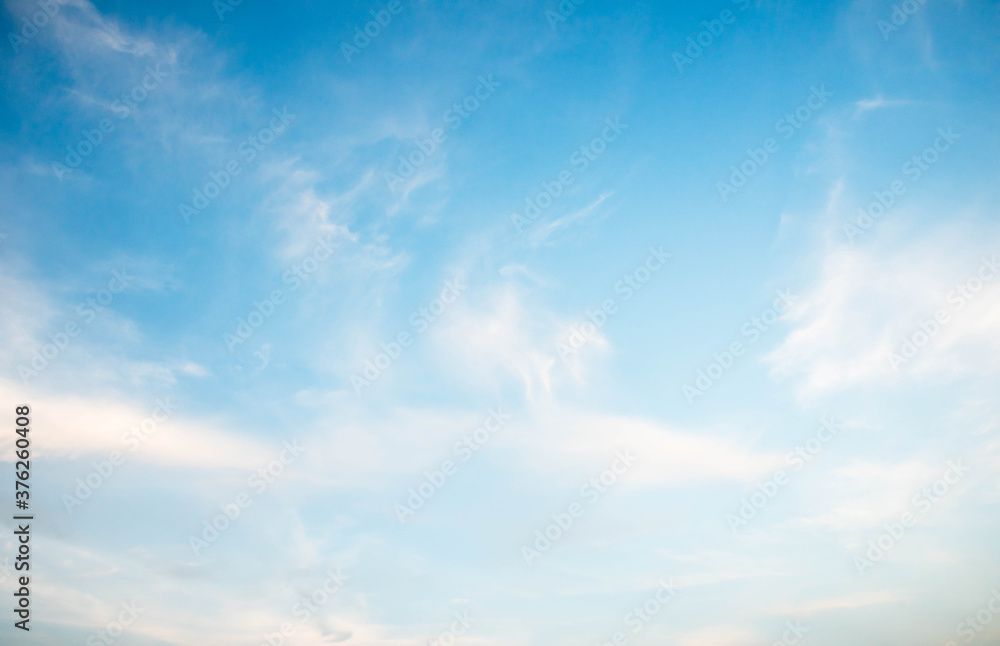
[2, 0, 1000, 644]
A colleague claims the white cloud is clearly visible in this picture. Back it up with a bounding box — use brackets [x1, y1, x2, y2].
[430, 283, 559, 398]
[768, 225, 1000, 397]
[511, 406, 782, 487]
[852, 96, 912, 117]
[528, 191, 614, 247]
[768, 589, 907, 615]
[783, 458, 936, 535]
[0, 266, 56, 367]
[261, 161, 365, 260]
[48, 0, 157, 56]
[289, 406, 491, 489]
[0, 378, 274, 469]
